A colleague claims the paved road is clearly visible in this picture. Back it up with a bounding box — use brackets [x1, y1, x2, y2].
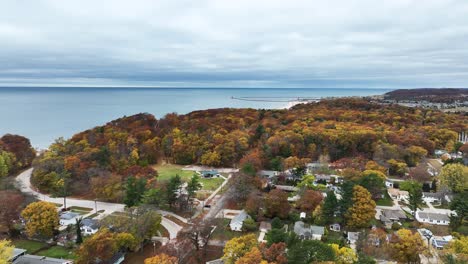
[16, 168, 183, 239]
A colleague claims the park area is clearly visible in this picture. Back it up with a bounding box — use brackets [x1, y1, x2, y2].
[153, 164, 225, 192]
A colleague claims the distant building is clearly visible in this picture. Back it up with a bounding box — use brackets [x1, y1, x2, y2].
[13, 254, 73, 264]
[59, 211, 80, 226]
[293, 221, 324, 240]
[422, 192, 444, 204]
[347, 232, 361, 245]
[387, 188, 409, 202]
[200, 170, 219, 178]
[81, 218, 100, 235]
[416, 211, 450, 225]
[229, 210, 250, 231]
[274, 185, 299, 192]
[259, 221, 272, 233]
[380, 209, 407, 229]
[329, 223, 341, 232]
[258, 170, 279, 179]
[432, 236, 453, 250]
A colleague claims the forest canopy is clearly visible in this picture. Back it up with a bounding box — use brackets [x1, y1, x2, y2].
[31, 98, 467, 199]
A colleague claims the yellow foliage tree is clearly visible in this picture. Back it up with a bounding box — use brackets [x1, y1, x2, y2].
[21, 201, 59, 238]
[331, 244, 357, 264]
[446, 235, 468, 261]
[390, 229, 425, 263]
[144, 253, 178, 264]
[235, 247, 268, 264]
[439, 164, 468, 193]
[223, 234, 258, 264]
[346, 185, 376, 228]
[0, 240, 14, 264]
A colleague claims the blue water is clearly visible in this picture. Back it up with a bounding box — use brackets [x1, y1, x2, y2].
[0, 87, 392, 148]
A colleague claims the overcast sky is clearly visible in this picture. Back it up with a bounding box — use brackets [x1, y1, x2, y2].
[1, 0, 468, 88]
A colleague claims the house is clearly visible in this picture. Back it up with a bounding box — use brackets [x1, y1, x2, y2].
[387, 188, 409, 202]
[13, 254, 73, 264]
[9, 248, 26, 263]
[206, 259, 224, 264]
[274, 185, 299, 192]
[306, 162, 326, 173]
[347, 232, 361, 245]
[259, 221, 272, 233]
[80, 218, 100, 235]
[258, 170, 279, 179]
[200, 170, 219, 178]
[416, 211, 450, 225]
[229, 210, 250, 231]
[380, 209, 407, 228]
[300, 212, 306, 219]
[59, 211, 80, 226]
[293, 221, 325, 240]
[431, 236, 453, 250]
[314, 174, 342, 184]
[329, 223, 341, 232]
[422, 192, 444, 204]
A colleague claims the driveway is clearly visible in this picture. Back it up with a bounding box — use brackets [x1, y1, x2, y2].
[16, 168, 184, 239]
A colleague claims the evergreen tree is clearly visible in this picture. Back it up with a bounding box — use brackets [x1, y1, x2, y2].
[123, 176, 147, 207]
[186, 174, 202, 202]
[76, 217, 83, 244]
[166, 174, 182, 208]
[322, 190, 338, 223]
[401, 180, 423, 216]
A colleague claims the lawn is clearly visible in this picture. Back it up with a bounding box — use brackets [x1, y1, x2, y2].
[376, 192, 394, 206]
[37, 246, 76, 260]
[153, 164, 194, 182]
[153, 164, 224, 191]
[211, 219, 257, 241]
[12, 240, 47, 253]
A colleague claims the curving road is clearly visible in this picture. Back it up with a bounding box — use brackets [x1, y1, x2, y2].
[15, 168, 183, 239]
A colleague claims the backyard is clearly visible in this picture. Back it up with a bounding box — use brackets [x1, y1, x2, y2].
[153, 164, 225, 191]
[12, 239, 76, 260]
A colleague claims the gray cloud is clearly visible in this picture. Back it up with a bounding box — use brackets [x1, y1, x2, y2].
[0, 0, 467, 88]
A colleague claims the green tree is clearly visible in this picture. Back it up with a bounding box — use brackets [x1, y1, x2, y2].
[322, 190, 338, 224]
[143, 187, 166, 208]
[123, 176, 147, 207]
[166, 175, 182, 208]
[400, 180, 423, 216]
[339, 181, 355, 217]
[450, 191, 468, 232]
[287, 240, 335, 263]
[439, 164, 468, 193]
[186, 174, 202, 203]
[359, 171, 386, 200]
[76, 218, 83, 244]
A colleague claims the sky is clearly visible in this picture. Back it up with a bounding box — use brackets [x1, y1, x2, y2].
[1, 0, 468, 88]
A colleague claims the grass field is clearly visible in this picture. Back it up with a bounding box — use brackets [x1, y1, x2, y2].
[37, 246, 76, 259]
[153, 164, 224, 191]
[12, 239, 46, 253]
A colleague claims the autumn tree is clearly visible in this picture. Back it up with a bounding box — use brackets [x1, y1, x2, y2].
[296, 190, 323, 213]
[75, 229, 119, 264]
[235, 247, 267, 264]
[331, 244, 358, 264]
[405, 145, 428, 167]
[259, 242, 287, 264]
[21, 201, 59, 238]
[439, 164, 468, 193]
[445, 235, 468, 262]
[358, 170, 386, 200]
[296, 174, 316, 189]
[245, 192, 263, 219]
[144, 254, 178, 264]
[0, 191, 24, 235]
[346, 185, 376, 228]
[387, 159, 408, 177]
[265, 189, 290, 219]
[0, 239, 14, 263]
[390, 229, 425, 263]
[222, 234, 258, 264]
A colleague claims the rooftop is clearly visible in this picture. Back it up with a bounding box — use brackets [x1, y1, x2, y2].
[417, 211, 450, 221]
[13, 255, 72, 264]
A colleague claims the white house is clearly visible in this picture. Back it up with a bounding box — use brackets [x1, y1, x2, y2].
[229, 210, 250, 231]
[422, 192, 444, 204]
[59, 211, 80, 226]
[416, 211, 450, 225]
[80, 218, 100, 235]
[347, 232, 361, 245]
[293, 221, 325, 240]
[329, 223, 341, 232]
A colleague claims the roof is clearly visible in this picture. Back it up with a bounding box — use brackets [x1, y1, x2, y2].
[206, 259, 224, 264]
[258, 170, 279, 178]
[60, 211, 80, 220]
[423, 192, 444, 199]
[347, 232, 361, 241]
[274, 185, 299, 192]
[10, 248, 26, 262]
[259, 221, 271, 231]
[81, 218, 100, 229]
[388, 188, 409, 196]
[230, 210, 249, 226]
[417, 211, 450, 222]
[201, 170, 218, 174]
[381, 209, 407, 220]
[293, 221, 324, 236]
[13, 255, 72, 264]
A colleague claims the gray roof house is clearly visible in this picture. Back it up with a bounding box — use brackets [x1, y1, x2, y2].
[13, 254, 73, 264]
[416, 211, 450, 225]
[229, 210, 250, 231]
[293, 221, 325, 240]
[81, 218, 100, 235]
[422, 192, 444, 203]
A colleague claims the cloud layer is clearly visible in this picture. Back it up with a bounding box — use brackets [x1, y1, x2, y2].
[1, 0, 468, 88]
